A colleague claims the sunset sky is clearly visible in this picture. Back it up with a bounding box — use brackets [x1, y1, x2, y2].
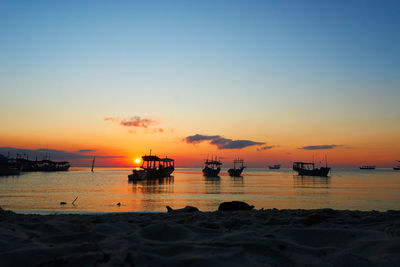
[1, 0, 399, 167]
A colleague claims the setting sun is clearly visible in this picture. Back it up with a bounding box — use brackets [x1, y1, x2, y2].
[135, 158, 141, 164]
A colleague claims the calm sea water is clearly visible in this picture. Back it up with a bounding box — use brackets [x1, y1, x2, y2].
[0, 168, 399, 214]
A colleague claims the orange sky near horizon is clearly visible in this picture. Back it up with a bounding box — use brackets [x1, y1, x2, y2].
[0, 115, 399, 168]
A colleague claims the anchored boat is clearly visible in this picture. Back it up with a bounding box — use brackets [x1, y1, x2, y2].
[228, 158, 246, 176]
[128, 153, 175, 181]
[202, 156, 222, 177]
[268, 164, 280, 170]
[393, 161, 400, 170]
[293, 155, 330, 177]
[293, 162, 330, 176]
[0, 155, 20, 176]
[360, 165, 375, 170]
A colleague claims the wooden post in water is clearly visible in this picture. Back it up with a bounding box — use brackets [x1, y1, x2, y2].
[91, 156, 95, 172]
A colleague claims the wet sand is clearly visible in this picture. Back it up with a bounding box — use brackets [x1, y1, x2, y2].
[0, 207, 399, 266]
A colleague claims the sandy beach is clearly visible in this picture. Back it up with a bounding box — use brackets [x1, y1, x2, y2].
[1, 207, 399, 266]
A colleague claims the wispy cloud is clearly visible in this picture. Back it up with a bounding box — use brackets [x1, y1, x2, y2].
[120, 116, 157, 128]
[257, 145, 274, 151]
[104, 117, 120, 122]
[105, 116, 163, 132]
[298, 144, 341, 150]
[185, 134, 265, 149]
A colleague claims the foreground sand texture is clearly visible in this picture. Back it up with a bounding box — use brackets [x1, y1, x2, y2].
[1, 208, 399, 266]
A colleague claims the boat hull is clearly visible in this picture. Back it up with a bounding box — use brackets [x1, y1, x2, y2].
[128, 170, 147, 181]
[129, 166, 175, 181]
[228, 167, 244, 177]
[296, 167, 330, 177]
[202, 167, 220, 177]
[394, 167, 400, 170]
[145, 166, 175, 178]
[0, 168, 20, 176]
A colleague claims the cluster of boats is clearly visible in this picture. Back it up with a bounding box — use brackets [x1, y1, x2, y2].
[128, 153, 249, 181]
[3, 151, 398, 179]
[0, 154, 70, 176]
[202, 157, 247, 177]
[130, 152, 378, 180]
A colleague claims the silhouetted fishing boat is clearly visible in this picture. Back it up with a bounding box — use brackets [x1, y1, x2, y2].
[393, 161, 400, 170]
[268, 164, 280, 170]
[360, 165, 375, 170]
[293, 156, 330, 177]
[202, 156, 222, 177]
[128, 152, 174, 181]
[228, 158, 246, 176]
[0, 154, 20, 176]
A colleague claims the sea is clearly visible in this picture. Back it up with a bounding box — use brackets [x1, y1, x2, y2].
[0, 168, 399, 214]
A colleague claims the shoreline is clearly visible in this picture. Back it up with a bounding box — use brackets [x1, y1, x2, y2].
[1, 207, 399, 266]
[8, 207, 400, 215]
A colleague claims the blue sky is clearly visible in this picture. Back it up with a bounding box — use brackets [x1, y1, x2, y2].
[2, 1, 399, 95]
[0, 0, 399, 166]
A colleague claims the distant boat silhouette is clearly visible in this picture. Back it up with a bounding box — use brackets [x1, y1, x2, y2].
[360, 165, 375, 170]
[202, 156, 222, 177]
[268, 164, 280, 170]
[393, 161, 400, 170]
[228, 158, 246, 176]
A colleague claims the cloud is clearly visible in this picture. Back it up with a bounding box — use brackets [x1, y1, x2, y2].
[184, 134, 265, 149]
[298, 144, 341, 150]
[105, 116, 164, 134]
[120, 116, 158, 128]
[257, 145, 274, 151]
[185, 134, 220, 144]
[104, 117, 120, 122]
[0, 147, 120, 160]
